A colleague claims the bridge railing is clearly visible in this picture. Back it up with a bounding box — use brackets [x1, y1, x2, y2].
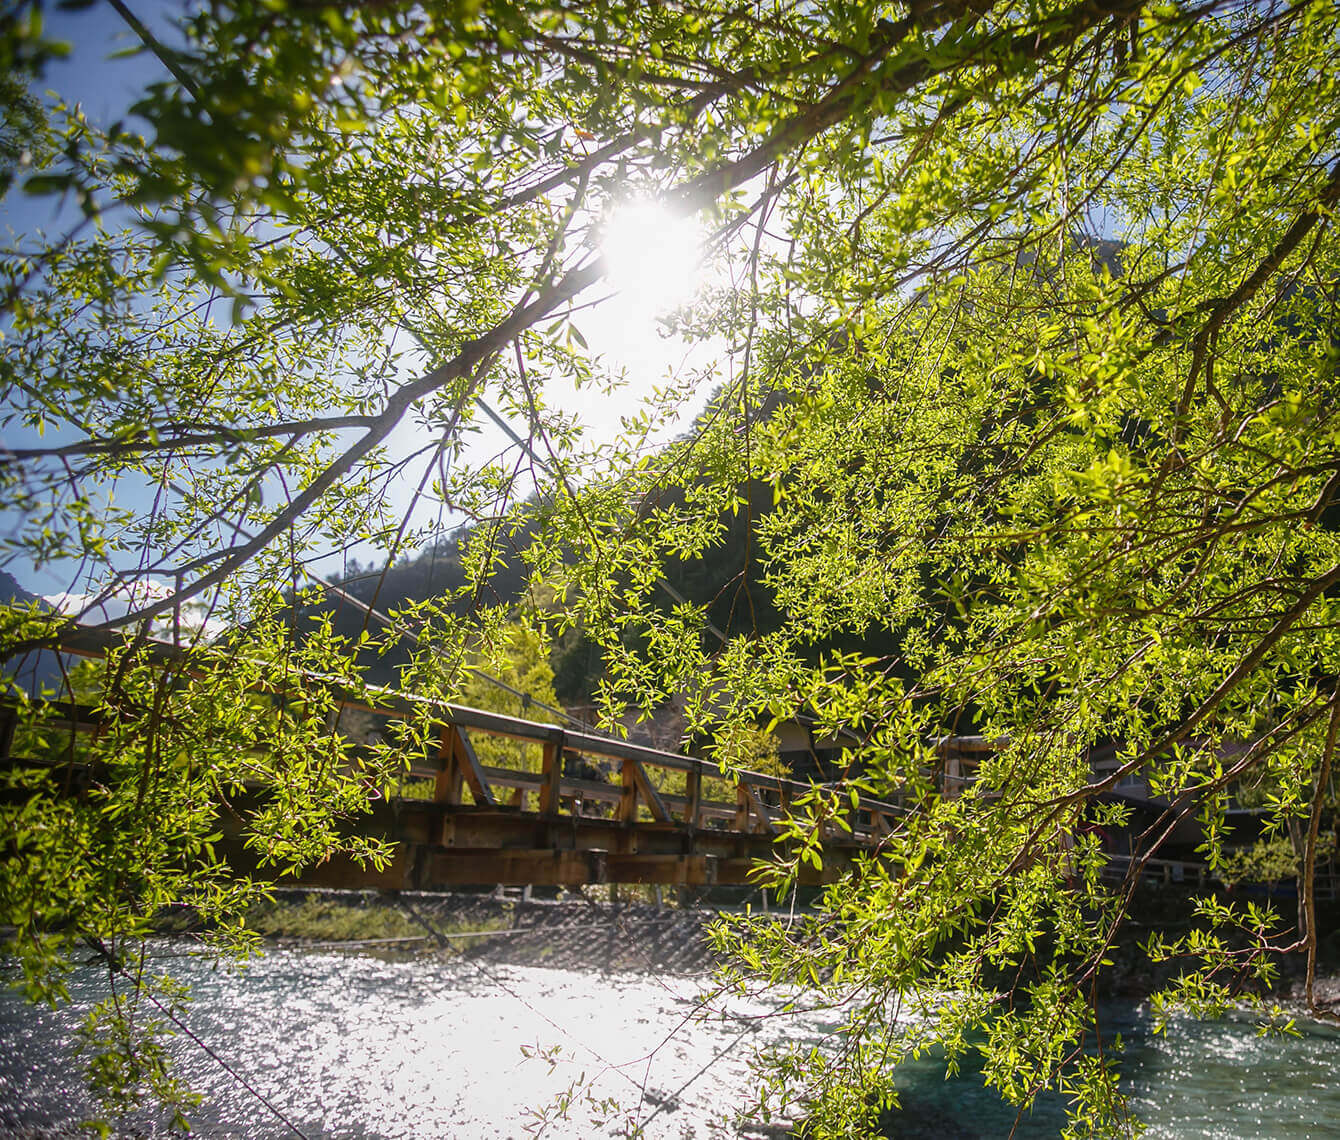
[17, 629, 1328, 892]
[338, 694, 908, 844]
[3, 627, 908, 851]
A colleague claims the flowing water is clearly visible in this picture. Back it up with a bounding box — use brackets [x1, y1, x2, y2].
[1, 943, 1338, 1138]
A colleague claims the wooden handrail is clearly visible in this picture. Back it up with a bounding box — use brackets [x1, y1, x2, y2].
[1, 629, 909, 845]
[13, 630, 1256, 889]
[36, 626, 891, 805]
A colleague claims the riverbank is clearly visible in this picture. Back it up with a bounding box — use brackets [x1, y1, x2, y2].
[215, 885, 1340, 1010]
[1088, 884, 1340, 1013]
[166, 887, 727, 974]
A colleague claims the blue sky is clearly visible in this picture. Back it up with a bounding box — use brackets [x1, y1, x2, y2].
[1, 2, 176, 597]
[1, 2, 724, 609]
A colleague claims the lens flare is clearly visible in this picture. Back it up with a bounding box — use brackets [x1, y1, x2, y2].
[600, 200, 702, 315]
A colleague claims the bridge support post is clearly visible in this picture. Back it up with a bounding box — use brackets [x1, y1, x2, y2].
[684, 765, 702, 831]
[434, 724, 464, 806]
[434, 724, 496, 810]
[619, 758, 639, 825]
[735, 782, 751, 832]
[539, 737, 562, 815]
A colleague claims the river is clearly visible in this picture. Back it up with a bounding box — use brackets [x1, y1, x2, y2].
[2, 943, 1338, 1138]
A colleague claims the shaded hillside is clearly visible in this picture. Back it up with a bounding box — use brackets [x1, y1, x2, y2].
[294, 519, 540, 687]
[0, 571, 68, 695]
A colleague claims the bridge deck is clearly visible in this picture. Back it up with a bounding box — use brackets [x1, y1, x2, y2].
[2, 629, 905, 888]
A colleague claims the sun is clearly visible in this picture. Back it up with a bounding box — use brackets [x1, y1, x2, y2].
[599, 199, 703, 316]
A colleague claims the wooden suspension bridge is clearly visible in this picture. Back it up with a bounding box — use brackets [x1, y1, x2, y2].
[8, 631, 1273, 897]
[1, 629, 906, 891]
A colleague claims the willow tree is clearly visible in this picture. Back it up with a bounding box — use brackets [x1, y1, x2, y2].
[2, 0, 1339, 1133]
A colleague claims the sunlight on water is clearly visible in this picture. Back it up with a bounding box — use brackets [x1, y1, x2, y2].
[0, 947, 839, 1138]
[1120, 1012, 1340, 1139]
[3, 946, 1339, 1138]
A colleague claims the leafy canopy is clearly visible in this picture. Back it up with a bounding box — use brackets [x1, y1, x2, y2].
[3, 0, 1340, 1134]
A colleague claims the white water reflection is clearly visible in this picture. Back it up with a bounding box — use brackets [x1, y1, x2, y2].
[1, 947, 834, 1138]
[3, 946, 1340, 1138]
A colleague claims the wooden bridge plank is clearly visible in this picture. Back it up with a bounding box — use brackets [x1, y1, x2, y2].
[482, 766, 541, 787]
[419, 847, 606, 887]
[604, 854, 714, 885]
[556, 776, 623, 804]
